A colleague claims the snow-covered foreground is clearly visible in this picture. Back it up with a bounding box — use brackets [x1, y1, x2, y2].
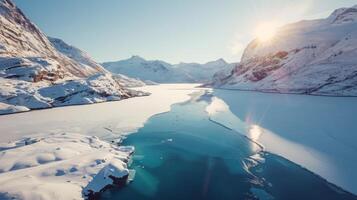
[207, 89, 357, 195]
[0, 133, 134, 199]
[0, 84, 200, 200]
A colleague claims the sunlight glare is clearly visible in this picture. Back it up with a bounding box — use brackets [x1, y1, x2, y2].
[254, 21, 280, 42]
[248, 125, 263, 141]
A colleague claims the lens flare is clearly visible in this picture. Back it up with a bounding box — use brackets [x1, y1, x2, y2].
[254, 21, 280, 42]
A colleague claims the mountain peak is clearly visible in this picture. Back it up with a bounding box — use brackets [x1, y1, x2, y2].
[215, 58, 227, 64]
[204, 58, 227, 66]
[0, 0, 15, 7]
[129, 55, 146, 62]
[328, 4, 357, 24]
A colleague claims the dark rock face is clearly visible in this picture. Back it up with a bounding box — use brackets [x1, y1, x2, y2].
[85, 174, 129, 200]
[231, 52, 286, 82]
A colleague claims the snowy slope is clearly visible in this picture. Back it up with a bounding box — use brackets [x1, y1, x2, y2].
[0, 0, 107, 80]
[112, 73, 146, 87]
[48, 37, 107, 75]
[102, 56, 234, 83]
[0, 0, 145, 114]
[49, 37, 146, 88]
[214, 5, 357, 96]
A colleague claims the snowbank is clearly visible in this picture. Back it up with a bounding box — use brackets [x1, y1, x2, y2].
[0, 102, 29, 115]
[0, 133, 134, 200]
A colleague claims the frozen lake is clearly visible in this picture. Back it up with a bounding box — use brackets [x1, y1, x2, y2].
[101, 91, 356, 200]
[0, 84, 356, 199]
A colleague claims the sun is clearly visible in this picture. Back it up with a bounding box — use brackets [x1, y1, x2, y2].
[254, 21, 280, 42]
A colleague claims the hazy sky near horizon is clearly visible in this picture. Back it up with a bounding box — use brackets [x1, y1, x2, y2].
[14, 0, 357, 63]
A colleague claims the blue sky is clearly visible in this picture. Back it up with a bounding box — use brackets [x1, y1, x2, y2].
[14, 0, 357, 63]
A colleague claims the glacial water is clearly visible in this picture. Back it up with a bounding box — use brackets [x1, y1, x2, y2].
[102, 92, 357, 200]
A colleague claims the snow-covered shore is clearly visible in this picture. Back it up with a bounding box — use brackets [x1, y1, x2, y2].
[0, 84, 200, 200]
[207, 89, 357, 195]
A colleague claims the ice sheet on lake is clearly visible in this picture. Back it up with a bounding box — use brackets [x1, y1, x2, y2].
[0, 84, 200, 143]
[207, 89, 357, 195]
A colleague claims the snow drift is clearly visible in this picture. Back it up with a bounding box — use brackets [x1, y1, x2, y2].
[0, 133, 134, 200]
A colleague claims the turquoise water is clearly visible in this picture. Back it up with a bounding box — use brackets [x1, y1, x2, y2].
[102, 93, 357, 200]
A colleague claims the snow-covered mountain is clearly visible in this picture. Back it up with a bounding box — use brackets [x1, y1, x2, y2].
[102, 56, 235, 83]
[102, 56, 193, 83]
[0, 0, 108, 81]
[173, 58, 236, 83]
[48, 37, 106, 75]
[0, 0, 144, 114]
[48, 37, 146, 88]
[213, 5, 357, 96]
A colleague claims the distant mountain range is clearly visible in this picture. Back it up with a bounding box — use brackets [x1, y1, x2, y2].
[102, 56, 236, 83]
[212, 5, 357, 96]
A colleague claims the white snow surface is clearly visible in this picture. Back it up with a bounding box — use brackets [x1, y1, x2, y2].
[0, 133, 133, 200]
[102, 56, 235, 83]
[0, 84, 199, 143]
[207, 89, 357, 195]
[0, 102, 29, 114]
[214, 5, 357, 96]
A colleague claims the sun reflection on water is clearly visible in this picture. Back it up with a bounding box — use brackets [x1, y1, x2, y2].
[248, 125, 263, 141]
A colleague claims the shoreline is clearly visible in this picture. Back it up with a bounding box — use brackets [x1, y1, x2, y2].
[209, 86, 357, 98]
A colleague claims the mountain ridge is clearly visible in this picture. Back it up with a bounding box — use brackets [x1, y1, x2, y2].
[102, 56, 235, 83]
[212, 4, 357, 96]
